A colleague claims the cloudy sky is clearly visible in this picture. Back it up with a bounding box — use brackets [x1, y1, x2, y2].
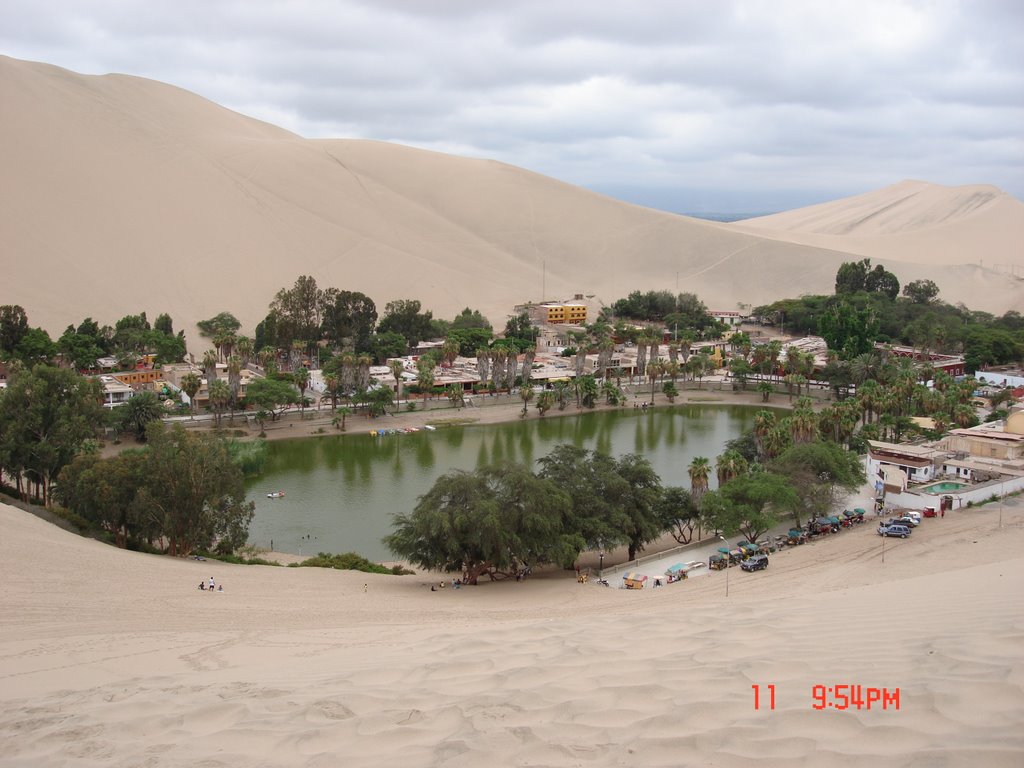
[3, 0, 1022, 213]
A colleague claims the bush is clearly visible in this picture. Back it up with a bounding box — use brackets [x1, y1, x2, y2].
[294, 551, 413, 575]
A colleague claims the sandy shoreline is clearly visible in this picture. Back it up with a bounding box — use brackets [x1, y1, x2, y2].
[1, 488, 1022, 765]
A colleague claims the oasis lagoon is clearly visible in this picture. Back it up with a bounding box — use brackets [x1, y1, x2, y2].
[246, 404, 762, 561]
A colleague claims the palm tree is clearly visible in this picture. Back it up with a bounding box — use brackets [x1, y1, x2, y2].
[475, 347, 490, 387]
[688, 456, 711, 508]
[441, 338, 459, 367]
[324, 373, 340, 410]
[758, 381, 774, 402]
[208, 379, 231, 428]
[227, 354, 242, 423]
[519, 385, 534, 417]
[647, 359, 666, 405]
[201, 349, 219, 384]
[332, 406, 353, 431]
[294, 366, 311, 417]
[181, 372, 200, 419]
[446, 384, 465, 409]
[536, 390, 555, 416]
[356, 354, 372, 391]
[790, 397, 818, 444]
[715, 449, 748, 486]
[235, 336, 254, 369]
[388, 359, 404, 412]
[753, 409, 776, 457]
[553, 379, 571, 410]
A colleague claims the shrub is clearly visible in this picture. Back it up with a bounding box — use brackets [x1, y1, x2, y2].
[295, 551, 413, 575]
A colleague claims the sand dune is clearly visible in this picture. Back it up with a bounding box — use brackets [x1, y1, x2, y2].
[1, 496, 1022, 765]
[734, 179, 1024, 272]
[2, 56, 1020, 345]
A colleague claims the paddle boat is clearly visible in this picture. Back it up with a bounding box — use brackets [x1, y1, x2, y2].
[266, 491, 285, 498]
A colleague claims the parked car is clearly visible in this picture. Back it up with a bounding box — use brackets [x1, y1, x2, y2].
[740, 554, 769, 572]
[878, 524, 912, 538]
[890, 516, 919, 528]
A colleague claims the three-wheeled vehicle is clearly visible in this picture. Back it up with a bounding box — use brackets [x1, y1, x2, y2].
[709, 554, 728, 570]
[664, 563, 688, 583]
[787, 528, 808, 545]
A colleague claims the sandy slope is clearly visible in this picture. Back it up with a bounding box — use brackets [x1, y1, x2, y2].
[734, 180, 1024, 271]
[2, 56, 1021, 345]
[1, 495, 1022, 766]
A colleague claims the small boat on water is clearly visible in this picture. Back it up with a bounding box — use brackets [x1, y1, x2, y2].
[423, 425, 437, 431]
[267, 491, 285, 498]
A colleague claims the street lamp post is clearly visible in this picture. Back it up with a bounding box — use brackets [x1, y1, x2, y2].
[598, 550, 605, 577]
[717, 535, 730, 597]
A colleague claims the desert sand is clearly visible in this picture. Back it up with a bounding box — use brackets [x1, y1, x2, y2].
[1, 488, 1022, 766]
[2, 55, 1022, 346]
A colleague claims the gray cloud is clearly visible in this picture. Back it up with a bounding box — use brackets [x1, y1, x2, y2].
[1, 0, 1021, 211]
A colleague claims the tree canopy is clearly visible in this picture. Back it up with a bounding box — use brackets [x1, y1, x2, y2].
[384, 463, 579, 584]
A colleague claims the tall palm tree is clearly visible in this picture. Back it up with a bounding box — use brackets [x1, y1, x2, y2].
[647, 359, 665, 404]
[356, 354, 372, 391]
[521, 346, 536, 388]
[208, 379, 231, 428]
[519, 385, 534, 417]
[202, 349, 219, 385]
[388, 359, 404, 412]
[227, 354, 242, 423]
[294, 366, 311, 417]
[753, 409, 776, 457]
[324, 373, 340, 410]
[790, 397, 818, 444]
[475, 347, 490, 387]
[715, 449, 748, 486]
[688, 456, 711, 508]
[553, 379, 571, 410]
[181, 372, 200, 419]
[235, 336, 254, 369]
[332, 406, 353, 431]
[536, 390, 555, 416]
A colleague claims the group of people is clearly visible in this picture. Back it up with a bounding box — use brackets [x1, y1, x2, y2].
[198, 576, 224, 592]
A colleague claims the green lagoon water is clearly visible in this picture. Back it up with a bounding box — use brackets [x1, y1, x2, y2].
[246, 404, 761, 561]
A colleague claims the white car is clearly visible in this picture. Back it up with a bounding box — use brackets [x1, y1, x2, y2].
[901, 510, 922, 523]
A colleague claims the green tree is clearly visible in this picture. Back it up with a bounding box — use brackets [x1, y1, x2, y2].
[117, 391, 164, 441]
[864, 264, 900, 299]
[15, 327, 57, 364]
[132, 423, 255, 556]
[0, 365, 104, 505]
[197, 311, 241, 339]
[835, 258, 870, 294]
[294, 366, 311, 417]
[181, 372, 201, 418]
[657, 486, 700, 544]
[369, 331, 409, 364]
[245, 377, 298, 421]
[56, 450, 148, 547]
[378, 299, 434, 349]
[818, 300, 879, 359]
[902, 279, 939, 305]
[771, 441, 865, 527]
[384, 464, 579, 585]
[688, 456, 712, 508]
[701, 472, 797, 542]
[320, 288, 377, 352]
[207, 379, 231, 428]
[0, 305, 29, 356]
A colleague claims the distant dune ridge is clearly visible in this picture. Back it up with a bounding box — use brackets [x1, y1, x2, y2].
[2, 55, 1022, 343]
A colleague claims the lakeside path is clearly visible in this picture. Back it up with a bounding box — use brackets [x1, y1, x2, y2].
[228, 375, 804, 443]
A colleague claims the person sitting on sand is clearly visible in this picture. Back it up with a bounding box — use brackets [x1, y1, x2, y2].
[439, 581, 446, 589]
[217, 584, 224, 592]
[198, 581, 206, 590]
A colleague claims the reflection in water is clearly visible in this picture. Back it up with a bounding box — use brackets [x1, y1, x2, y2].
[247, 405, 760, 561]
